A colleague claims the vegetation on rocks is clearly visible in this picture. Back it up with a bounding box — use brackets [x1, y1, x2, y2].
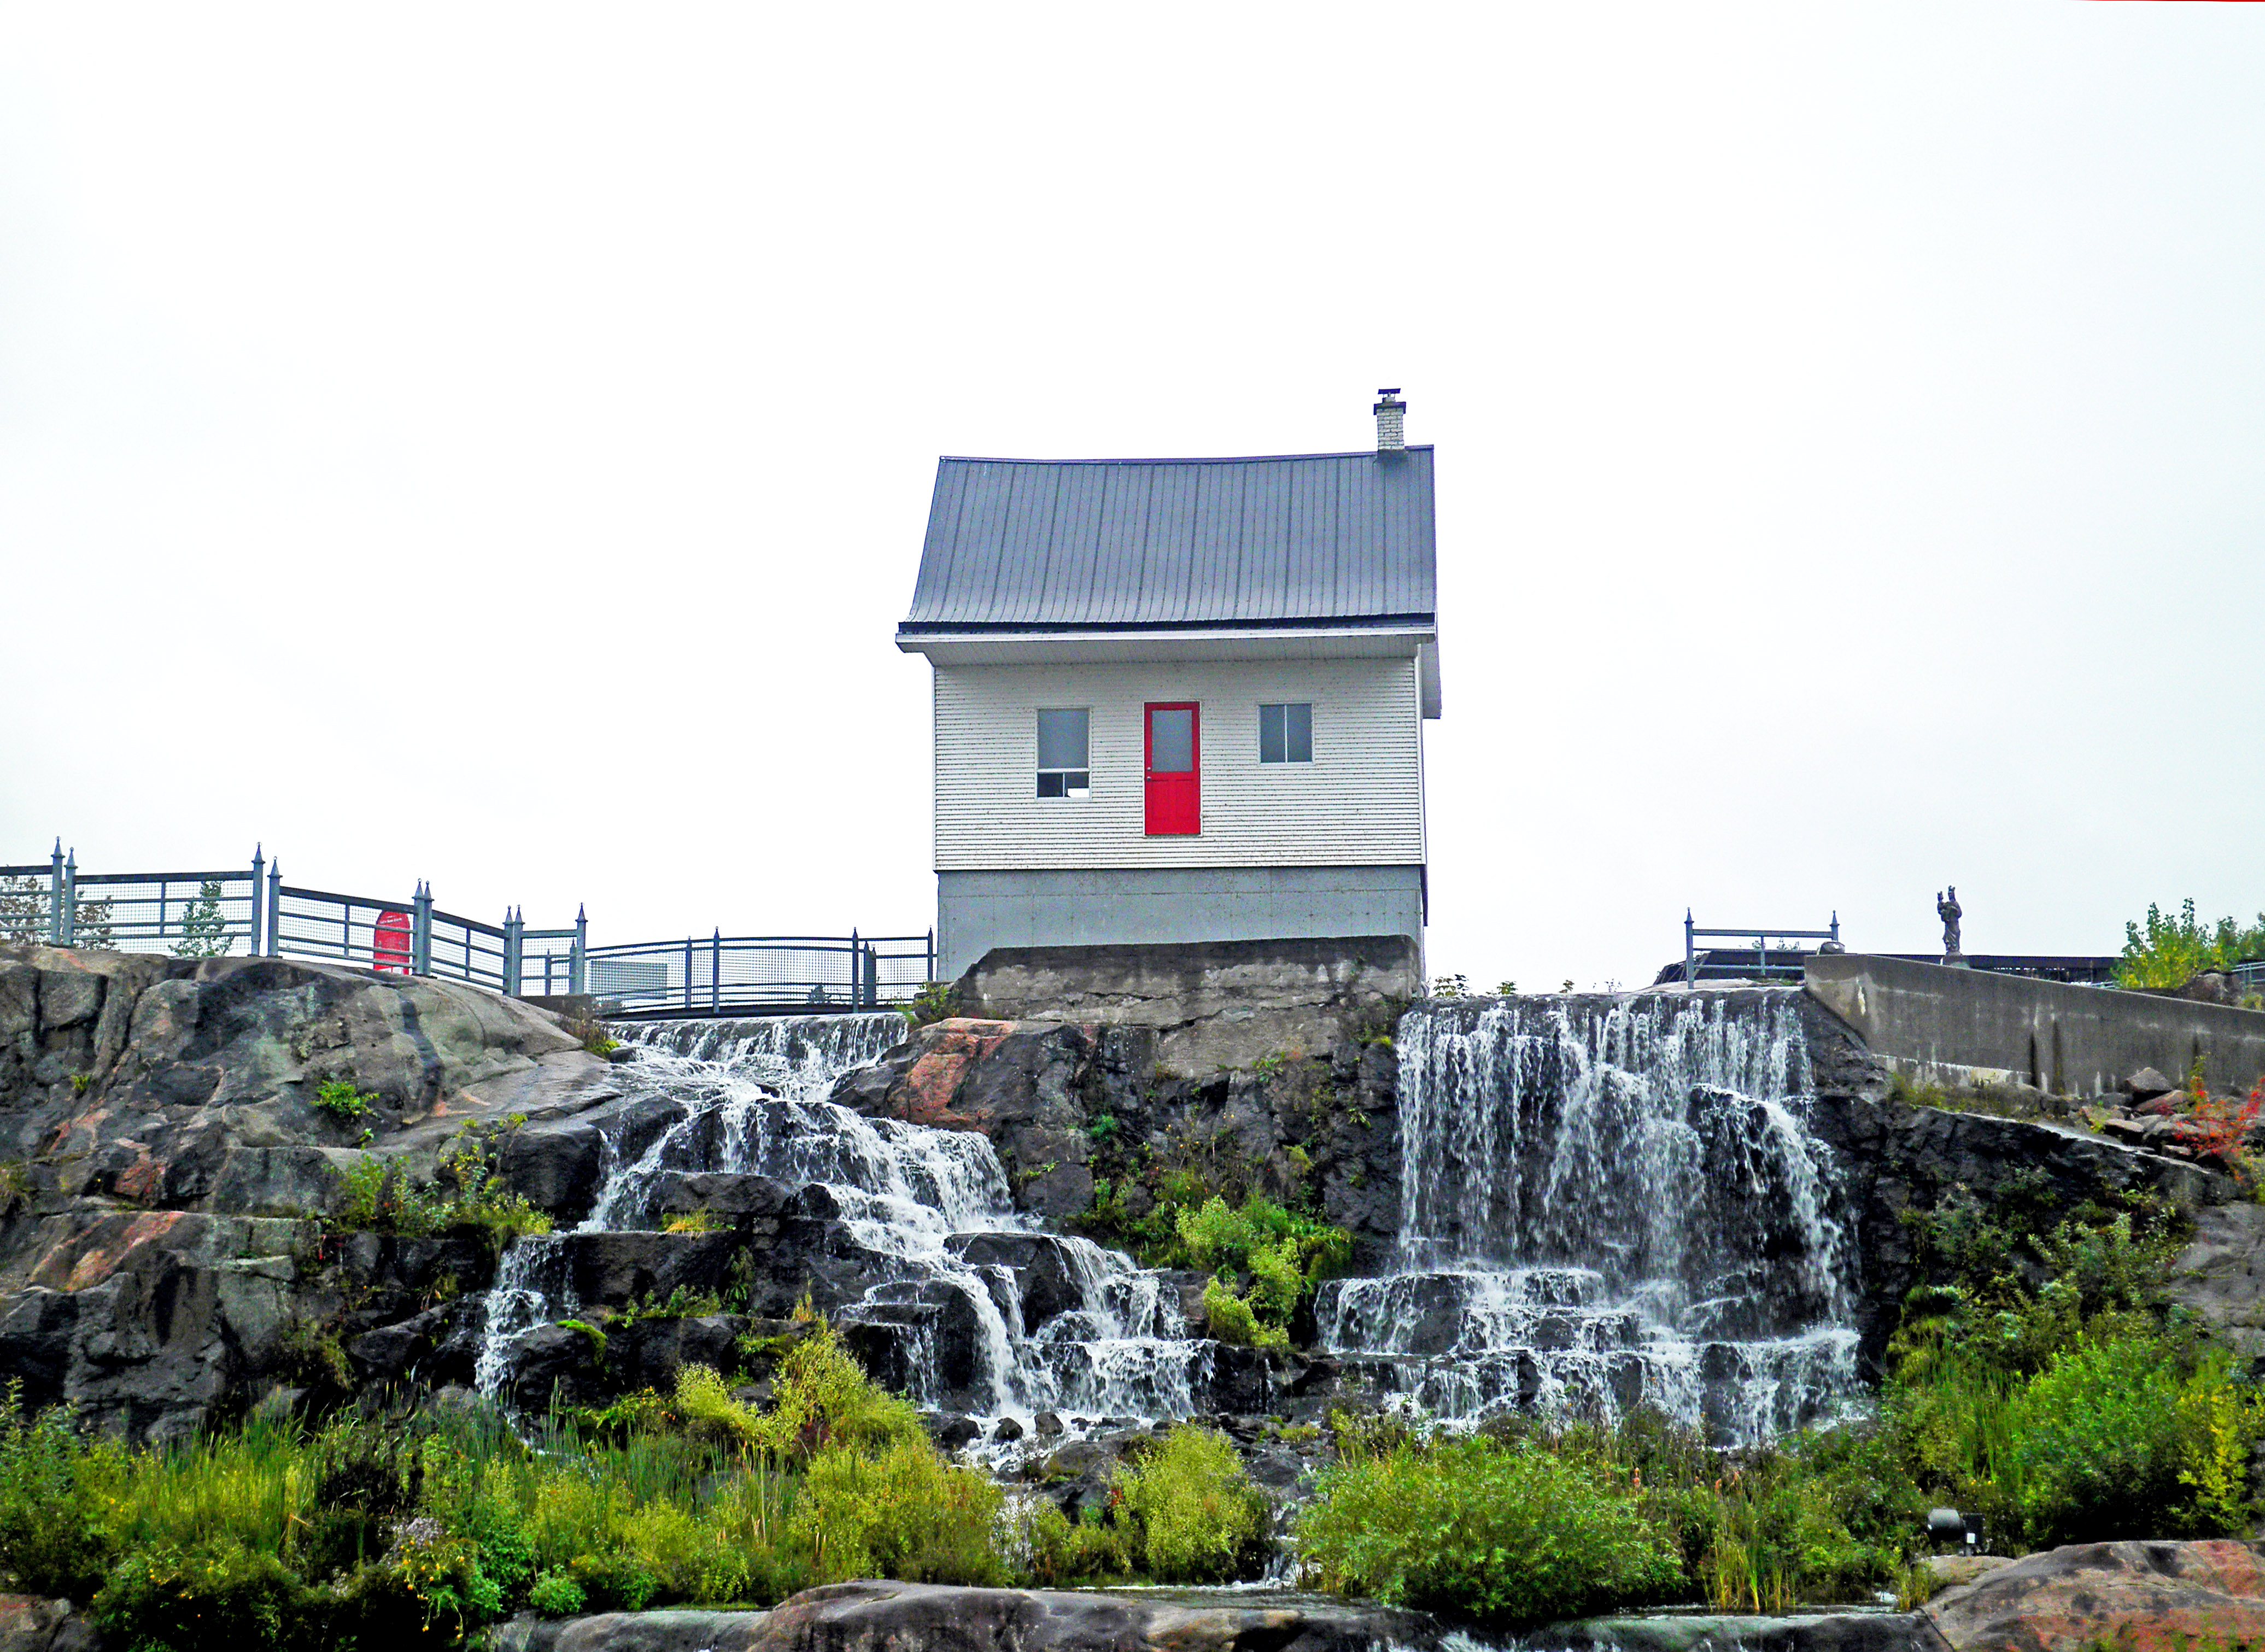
[327, 1121, 551, 1248]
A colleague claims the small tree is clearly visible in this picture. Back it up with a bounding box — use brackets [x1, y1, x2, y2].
[172, 880, 233, 958]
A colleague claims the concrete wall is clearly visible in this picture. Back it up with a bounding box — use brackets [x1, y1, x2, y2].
[935, 864, 1423, 982]
[1805, 952, 2265, 1097]
[955, 933, 1420, 1073]
[932, 657, 1424, 871]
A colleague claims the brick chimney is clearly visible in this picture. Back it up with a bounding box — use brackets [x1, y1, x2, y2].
[1373, 388, 1405, 452]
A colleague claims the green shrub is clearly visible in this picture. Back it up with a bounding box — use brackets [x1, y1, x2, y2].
[1298, 1432, 1678, 1626]
[1020, 1499, 1133, 1586]
[527, 1567, 586, 1616]
[1200, 1276, 1284, 1350]
[93, 1539, 310, 1650]
[1171, 1194, 1350, 1345]
[902, 981, 958, 1029]
[0, 1388, 121, 1600]
[311, 1080, 374, 1123]
[792, 1436, 1006, 1585]
[1114, 1426, 1272, 1584]
[741, 1326, 924, 1461]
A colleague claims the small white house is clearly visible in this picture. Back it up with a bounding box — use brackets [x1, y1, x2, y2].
[896, 392, 1442, 980]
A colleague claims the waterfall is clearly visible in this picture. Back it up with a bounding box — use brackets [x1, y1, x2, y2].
[473, 1012, 1204, 1432]
[1316, 991, 1860, 1445]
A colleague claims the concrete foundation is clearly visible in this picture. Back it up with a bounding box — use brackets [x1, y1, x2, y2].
[953, 934, 1420, 1074]
[934, 864, 1423, 982]
[1806, 952, 2265, 1097]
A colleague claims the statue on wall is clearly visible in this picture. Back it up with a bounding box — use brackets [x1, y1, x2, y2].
[1936, 886, 1962, 958]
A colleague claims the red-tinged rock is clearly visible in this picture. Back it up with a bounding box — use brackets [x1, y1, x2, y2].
[1924, 1538, 2265, 1652]
[0, 1592, 97, 1652]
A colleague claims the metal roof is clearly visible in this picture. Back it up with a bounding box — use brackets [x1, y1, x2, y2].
[899, 448, 1436, 634]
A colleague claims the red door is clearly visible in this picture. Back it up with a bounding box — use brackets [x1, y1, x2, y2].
[373, 910, 412, 975]
[1144, 702, 1200, 835]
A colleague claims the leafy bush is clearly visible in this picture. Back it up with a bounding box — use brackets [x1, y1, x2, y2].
[311, 1080, 375, 1123]
[793, 1436, 1006, 1584]
[0, 1387, 121, 1601]
[1019, 1499, 1133, 1586]
[1170, 1194, 1351, 1345]
[739, 1325, 924, 1461]
[902, 981, 959, 1029]
[327, 1121, 552, 1247]
[1114, 1426, 1272, 1583]
[94, 1539, 309, 1649]
[2117, 898, 2265, 988]
[1298, 1432, 1678, 1625]
[1200, 1276, 1284, 1349]
[526, 1567, 586, 1616]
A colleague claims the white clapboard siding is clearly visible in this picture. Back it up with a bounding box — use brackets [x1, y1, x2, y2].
[934, 658, 1424, 870]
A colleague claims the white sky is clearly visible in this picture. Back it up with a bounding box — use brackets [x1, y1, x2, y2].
[3, 3, 2261, 992]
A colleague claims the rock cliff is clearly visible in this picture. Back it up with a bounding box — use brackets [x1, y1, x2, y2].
[0, 944, 620, 1437]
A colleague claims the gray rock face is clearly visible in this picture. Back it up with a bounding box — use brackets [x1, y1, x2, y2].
[1811, 1089, 2231, 1367]
[0, 1595, 99, 1652]
[2167, 1202, 2265, 1358]
[832, 1016, 1403, 1264]
[0, 945, 618, 1438]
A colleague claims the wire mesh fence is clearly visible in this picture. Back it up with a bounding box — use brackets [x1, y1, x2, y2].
[586, 932, 935, 1014]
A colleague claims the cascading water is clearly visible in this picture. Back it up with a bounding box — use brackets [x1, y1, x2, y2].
[473, 1013, 1205, 1431]
[1315, 989, 1860, 1445]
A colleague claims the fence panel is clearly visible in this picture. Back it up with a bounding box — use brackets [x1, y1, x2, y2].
[427, 909, 510, 992]
[584, 933, 932, 1012]
[0, 865, 52, 947]
[71, 870, 260, 957]
[273, 886, 419, 974]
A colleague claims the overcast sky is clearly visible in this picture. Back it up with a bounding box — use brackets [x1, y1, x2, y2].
[3, 3, 2261, 993]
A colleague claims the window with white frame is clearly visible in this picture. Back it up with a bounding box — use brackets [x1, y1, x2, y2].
[1259, 702, 1312, 764]
[1037, 708, 1091, 798]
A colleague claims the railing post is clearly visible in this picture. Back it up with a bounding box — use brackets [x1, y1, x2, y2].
[1830, 911, 1841, 947]
[571, 905, 587, 996]
[61, 850, 76, 946]
[249, 845, 264, 955]
[1683, 910, 1694, 988]
[46, 840, 62, 944]
[266, 862, 282, 955]
[683, 936, 694, 1010]
[412, 881, 434, 975]
[504, 906, 524, 997]
[927, 927, 935, 987]
[849, 928, 860, 1006]
[711, 927, 722, 1013]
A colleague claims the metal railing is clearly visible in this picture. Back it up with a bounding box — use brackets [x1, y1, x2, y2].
[2, 843, 263, 956]
[264, 870, 586, 993]
[10, 840, 932, 1012]
[586, 930, 935, 1014]
[1682, 911, 1842, 985]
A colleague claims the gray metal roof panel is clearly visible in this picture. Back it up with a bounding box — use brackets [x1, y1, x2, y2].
[901, 447, 1436, 631]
